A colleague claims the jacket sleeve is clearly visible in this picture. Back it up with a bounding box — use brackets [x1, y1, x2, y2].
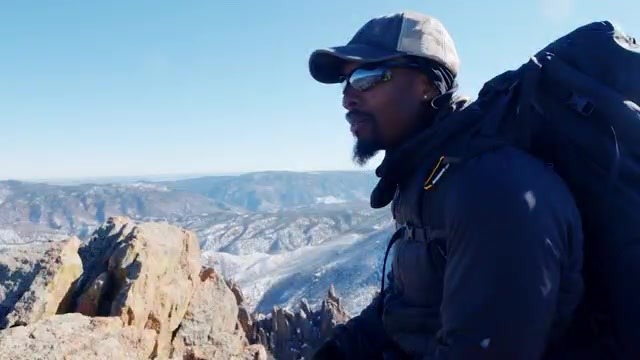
[429, 156, 582, 360]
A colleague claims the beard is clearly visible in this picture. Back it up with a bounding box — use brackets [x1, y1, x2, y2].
[346, 110, 383, 166]
[352, 137, 382, 166]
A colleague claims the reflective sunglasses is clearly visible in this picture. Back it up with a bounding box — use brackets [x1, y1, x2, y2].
[339, 61, 421, 92]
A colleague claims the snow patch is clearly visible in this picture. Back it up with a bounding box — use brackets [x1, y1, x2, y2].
[316, 196, 347, 204]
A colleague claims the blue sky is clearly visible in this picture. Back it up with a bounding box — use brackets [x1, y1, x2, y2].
[0, 1, 637, 180]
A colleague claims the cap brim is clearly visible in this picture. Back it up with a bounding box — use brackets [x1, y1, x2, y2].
[308, 44, 404, 84]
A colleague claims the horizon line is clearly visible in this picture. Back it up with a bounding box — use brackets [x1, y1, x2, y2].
[0, 167, 376, 185]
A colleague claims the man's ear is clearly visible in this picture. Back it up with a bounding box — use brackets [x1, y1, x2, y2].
[415, 74, 437, 100]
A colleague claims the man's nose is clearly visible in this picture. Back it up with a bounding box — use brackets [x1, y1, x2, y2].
[342, 85, 361, 111]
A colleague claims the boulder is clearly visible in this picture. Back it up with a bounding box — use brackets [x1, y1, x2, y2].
[74, 216, 202, 358]
[0, 236, 83, 328]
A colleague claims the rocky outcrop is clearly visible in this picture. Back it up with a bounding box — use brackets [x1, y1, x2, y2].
[237, 284, 350, 360]
[0, 236, 83, 328]
[171, 267, 262, 360]
[0, 217, 267, 360]
[73, 216, 202, 358]
[0, 313, 157, 359]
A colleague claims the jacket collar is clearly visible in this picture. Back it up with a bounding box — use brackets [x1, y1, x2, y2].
[370, 96, 479, 209]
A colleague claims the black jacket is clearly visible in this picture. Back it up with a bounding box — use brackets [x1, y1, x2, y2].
[318, 98, 586, 359]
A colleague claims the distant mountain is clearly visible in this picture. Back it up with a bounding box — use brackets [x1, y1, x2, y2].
[0, 171, 380, 238]
[26, 172, 248, 186]
[0, 170, 392, 315]
[186, 204, 390, 255]
[164, 171, 378, 212]
[0, 180, 231, 238]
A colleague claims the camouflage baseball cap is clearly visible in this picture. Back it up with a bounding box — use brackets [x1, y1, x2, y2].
[308, 11, 460, 84]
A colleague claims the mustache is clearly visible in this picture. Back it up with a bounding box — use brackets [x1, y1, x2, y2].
[345, 110, 375, 124]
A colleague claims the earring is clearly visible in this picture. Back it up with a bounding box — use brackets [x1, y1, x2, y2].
[431, 95, 441, 110]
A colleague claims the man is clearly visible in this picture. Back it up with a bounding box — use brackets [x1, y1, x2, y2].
[307, 11, 586, 359]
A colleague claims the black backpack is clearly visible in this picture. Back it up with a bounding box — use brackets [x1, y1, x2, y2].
[467, 20, 640, 358]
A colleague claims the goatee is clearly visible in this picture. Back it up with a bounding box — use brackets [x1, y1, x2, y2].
[352, 138, 381, 166]
[345, 110, 382, 166]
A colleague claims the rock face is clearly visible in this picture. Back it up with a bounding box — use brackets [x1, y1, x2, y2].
[0, 217, 267, 360]
[0, 236, 83, 328]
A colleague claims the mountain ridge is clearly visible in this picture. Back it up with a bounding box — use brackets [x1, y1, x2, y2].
[0, 170, 390, 315]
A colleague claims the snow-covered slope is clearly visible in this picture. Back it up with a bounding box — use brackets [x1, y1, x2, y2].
[204, 226, 394, 315]
[0, 224, 70, 244]
[184, 202, 394, 314]
[183, 205, 390, 255]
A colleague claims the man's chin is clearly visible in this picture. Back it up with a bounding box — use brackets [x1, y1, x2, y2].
[352, 139, 381, 166]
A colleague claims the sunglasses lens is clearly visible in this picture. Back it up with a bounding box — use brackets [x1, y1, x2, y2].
[344, 67, 388, 91]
